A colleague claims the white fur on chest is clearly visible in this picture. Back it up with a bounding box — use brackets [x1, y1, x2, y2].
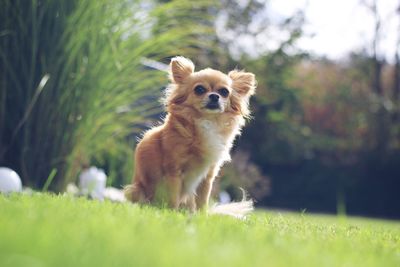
[182, 119, 236, 194]
[197, 119, 232, 163]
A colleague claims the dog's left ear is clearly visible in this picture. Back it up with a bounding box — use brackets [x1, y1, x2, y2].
[169, 56, 195, 84]
[228, 70, 256, 96]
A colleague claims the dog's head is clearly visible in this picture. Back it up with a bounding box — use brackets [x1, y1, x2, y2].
[165, 56, 256, 118]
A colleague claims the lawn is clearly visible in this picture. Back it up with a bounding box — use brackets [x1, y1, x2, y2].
[0, 194, 399, 267]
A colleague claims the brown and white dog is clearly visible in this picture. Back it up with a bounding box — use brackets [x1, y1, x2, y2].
[125, 56, 256, 213]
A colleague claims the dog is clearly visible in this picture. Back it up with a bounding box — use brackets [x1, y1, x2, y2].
[125, 56, 256, 213]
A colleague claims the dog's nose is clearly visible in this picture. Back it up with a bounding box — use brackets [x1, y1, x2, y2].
[209, 94, 219, 102]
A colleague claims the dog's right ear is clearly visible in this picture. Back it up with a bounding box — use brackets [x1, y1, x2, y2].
[169, 56, 194, 84]
[228, 70, 256, 97]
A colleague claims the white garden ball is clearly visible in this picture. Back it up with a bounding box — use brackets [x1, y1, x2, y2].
[79, 167, 107, 200]
[219, 191, 231, 204]
[0, 167, 22, 193]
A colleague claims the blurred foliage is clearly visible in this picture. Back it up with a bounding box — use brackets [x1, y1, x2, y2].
[237, 50, 400, 218]
[235, 49, 400, 217]
[0, 0, 214, 190]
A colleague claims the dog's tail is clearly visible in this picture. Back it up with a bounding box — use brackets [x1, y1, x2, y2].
[123, 182, 146, 203]
[209, 189, 254, 219]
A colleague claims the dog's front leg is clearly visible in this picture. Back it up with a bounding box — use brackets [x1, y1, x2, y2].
[195, 165, 219, 211]
[166, 175, 182, 209]
[187, 195, 197, 212]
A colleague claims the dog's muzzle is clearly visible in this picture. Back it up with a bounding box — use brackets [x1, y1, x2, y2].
[205, 94, 221, 110]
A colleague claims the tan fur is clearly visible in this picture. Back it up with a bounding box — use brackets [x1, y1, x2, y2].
[125, 56, 256, 211]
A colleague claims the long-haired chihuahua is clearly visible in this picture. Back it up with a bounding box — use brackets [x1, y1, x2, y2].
[125, 56, 256, 213]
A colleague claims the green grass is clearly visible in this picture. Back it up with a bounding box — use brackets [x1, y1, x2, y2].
[0, 194, 399, 267]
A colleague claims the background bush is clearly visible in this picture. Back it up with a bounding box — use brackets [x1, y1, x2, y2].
[0, 0, 213, 190]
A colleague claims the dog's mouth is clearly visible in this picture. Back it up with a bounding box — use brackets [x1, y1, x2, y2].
[205, 102, 221, 111]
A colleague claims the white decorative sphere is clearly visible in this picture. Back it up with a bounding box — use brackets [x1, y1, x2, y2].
[219, 191, 231, 204]
[0, 167, 22, 193]
[79, 167, 107, 200]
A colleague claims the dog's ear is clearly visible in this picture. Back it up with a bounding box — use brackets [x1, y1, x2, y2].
[169, 56, 195, 84]
[228, 70, 256, 96]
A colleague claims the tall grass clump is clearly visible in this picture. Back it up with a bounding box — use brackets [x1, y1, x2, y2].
[0, 0, 214, 190]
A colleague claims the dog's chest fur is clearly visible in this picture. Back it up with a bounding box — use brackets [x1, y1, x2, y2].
[197, 119, 232, 163]
[182, 118, 238, 194]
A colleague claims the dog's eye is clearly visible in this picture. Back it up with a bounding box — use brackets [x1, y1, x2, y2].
[194, 85, 207, 95]
[218, 88, 229, 97]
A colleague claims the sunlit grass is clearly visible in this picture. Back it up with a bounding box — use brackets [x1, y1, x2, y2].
[0, 193, 399, 267]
